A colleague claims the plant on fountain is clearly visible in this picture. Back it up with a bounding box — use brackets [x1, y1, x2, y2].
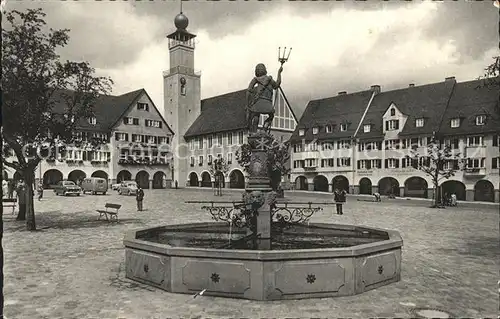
[235, 135, 290, 197]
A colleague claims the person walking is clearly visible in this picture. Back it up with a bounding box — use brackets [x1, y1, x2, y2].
[373, 192, 381, 202]
[333, 188, 347, 215]
[136, 187, 144, 211]
[17, 181, 26, 218]
[37, 181, 44, 201]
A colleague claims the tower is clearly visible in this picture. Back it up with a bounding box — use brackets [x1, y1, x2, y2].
[163, 10, 201, 186]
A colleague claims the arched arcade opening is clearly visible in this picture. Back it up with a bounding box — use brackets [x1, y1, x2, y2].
[117, 170, 132, 183]
[359, 178, 372, 195]
[474, 180, 495, 202]
[43, 169, 63, 188]
[188, 172, 199, 187]
[313, 175, 329, 192]
[229, 170, 245, 189]
[441, 180, 466, 201]
[153, 171, 166, 189]
[378, 177, 400, 196]
[201, 172, 212, 187]
[295, 176, 308, 190]
[136, 171, 150, 189]
[332, 175, 349, 193]
[68, 170, 86, 185]
[404, 177, 428, 198]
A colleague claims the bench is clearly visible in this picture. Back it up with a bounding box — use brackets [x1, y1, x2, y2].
[2, 198, 17, 215]
[96, 203, 121, 222]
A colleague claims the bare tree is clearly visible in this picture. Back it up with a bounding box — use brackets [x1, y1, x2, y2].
[406, 135, 464, 208]
[208, 157, 230, 196]
[2, 9, 113, 230]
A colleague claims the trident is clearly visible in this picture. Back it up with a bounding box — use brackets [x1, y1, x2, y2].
[278, 47, 292, 65]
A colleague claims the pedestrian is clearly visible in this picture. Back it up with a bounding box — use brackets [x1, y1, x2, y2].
[37, 181, 44, 201]
[450, 193, 457, 207]
[17, 181, 26, 217]
[136, 186, 144, 211]
[8, 179, 14, 198]
[373, 192, 381, 202]
[175, 180, 178, 189]
[333, 188, 347, 215]
[2, 179, 8, 198]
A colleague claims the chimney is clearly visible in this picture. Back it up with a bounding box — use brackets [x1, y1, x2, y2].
[338, 91, 347, 95]
[445, 76, 455, 82]
[409, 83, 415, 87]
[370, 85, 381, 95]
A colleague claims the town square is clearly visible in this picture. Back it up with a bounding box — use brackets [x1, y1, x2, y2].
[1, 0, 499, 318]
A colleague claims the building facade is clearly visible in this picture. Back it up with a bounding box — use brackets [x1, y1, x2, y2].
[290, 78, 500, 203]
[163, 13, 298, 189]
[3, 89, 174, 189]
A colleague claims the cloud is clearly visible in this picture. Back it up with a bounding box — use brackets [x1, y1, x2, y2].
[5, 1, 496, 119]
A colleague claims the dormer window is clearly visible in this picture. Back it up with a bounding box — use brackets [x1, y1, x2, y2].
[340, 123, 348, 132]
[88, 116, 97, 125]
[298, 129, 305, 136]
[363, 124, 371, 133]
[415, 118, 424, 127]
[385, 120, 399, 131]
[450, 118, 460, 128]
[475, 115, 486, 126]
[312, 127, 319, 135]
[137, 103, 149, 111]
[390, 108, 396, 116]
[325, 125, 332, 133]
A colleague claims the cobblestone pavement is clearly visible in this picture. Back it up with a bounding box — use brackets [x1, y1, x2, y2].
[3, 188, 498, 319]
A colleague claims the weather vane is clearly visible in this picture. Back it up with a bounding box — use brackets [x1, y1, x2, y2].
[278, 47, 292, 65]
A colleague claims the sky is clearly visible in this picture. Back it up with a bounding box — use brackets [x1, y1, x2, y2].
[3, 1, 499, 118]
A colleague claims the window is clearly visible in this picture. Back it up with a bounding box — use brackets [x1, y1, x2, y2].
[227, 133, 233, 145]
[385, 158, 399, 169]
[337, 140, 350, 149]
[115, 132, 128, 141]
[190, 156, 195, 167]
[443, 160, 460, 170]
[384, 139, 400, 150]
[238, 132, 244, 144]
[207, 135, 213, 148]
[298, 129, 305, 136]
[467, 136, 484, 146]
[227, 153, 233, 164]
[217, 153, 222, 159]
[88, 117, 97, 125]
[493, 135, 499, 147]
[466, 158, 485, 168]
[198, 156, 203, 166]
[321, 158, 335, 167]
[385, 120, 399, 131]
[340, 123, 348, 132]
[304, 159, 317, 167]
[132, 134, 142, 143]
[337, 157, 351, 167]
[158, 136, 168, 144]
[415, 118, 424, 127]
[208, 154, 213, 164]
[145, 119, 162, 128]
[180, 85, 186, 96]
[217, 134, 223, 146]
[444, 138, 459, 150]
[312, 127, 319, 135]
[325, 125, 332, 133]
[363, 124, 371, 133]
[190, 139, 195, 150]
[475, 115, 486, 126]
[294, 144, 303, 153]
[293, 160, 305, 168]
[137, 103, 149, 111]
[492, 157, 499, 169]
[123, 117, 139, 125]
[147, 136, 156, 144]
[390, 108, 396, 116]
[450, 118, 460, 128]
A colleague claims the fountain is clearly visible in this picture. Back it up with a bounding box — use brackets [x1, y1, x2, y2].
[123, 52, 403, 300]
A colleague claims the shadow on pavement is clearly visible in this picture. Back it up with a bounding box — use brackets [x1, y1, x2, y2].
[437, 236, 499, 259]
[4, 211, 145, 230]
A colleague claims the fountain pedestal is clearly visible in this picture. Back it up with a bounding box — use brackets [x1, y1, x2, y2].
[246, 132, 274, 248]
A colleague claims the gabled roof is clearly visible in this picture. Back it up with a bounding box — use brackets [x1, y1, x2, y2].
[289, 90, 374, 142]
[184, 87, 297, 138]
[50, 88, 174, 135]
[358, 80, 456, 138]
[438, 79, 500, 136]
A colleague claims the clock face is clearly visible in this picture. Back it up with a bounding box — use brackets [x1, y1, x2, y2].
[180, 77, 186, 85]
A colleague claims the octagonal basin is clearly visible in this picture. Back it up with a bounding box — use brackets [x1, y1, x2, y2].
[123, 222, 403, 300]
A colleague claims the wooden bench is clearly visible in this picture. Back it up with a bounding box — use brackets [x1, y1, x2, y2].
[96, 203, 121, 222]
[2, 198, 17, 215]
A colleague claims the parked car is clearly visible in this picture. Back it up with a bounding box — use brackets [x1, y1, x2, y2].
[81, 177, 108, 195]
[118, 181, 138, 196]
[111, 183, 122, 191]
[54, 180, 82, 196]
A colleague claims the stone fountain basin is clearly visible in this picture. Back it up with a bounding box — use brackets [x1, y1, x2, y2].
[123, 222, 403, 300]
